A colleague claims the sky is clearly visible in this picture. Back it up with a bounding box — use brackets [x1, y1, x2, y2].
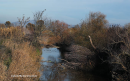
[0, 0, 130, 26]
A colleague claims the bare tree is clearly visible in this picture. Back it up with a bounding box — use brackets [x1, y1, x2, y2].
[17, 14, 30, 28]
[33, 9, 46, 37]
[33, 9, 46, 25]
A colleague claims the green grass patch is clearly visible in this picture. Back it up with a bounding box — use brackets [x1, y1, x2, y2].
[3, 47, 12, 69]
[0, 39, 3, 45]
[36, 48, 42, 56]
[4, 56, 12, 69]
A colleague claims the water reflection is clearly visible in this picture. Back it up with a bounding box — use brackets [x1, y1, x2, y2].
[40, 63, 67, 81]
[40, 48, 109, 81]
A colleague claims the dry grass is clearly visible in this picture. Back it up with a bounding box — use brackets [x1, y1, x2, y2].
[0, 27, 42, 81]
[38, 35, 58, 46]
[38, 36, 49, 45]
[1, 38, 41, 81]
[0, 61, 7, 81]
[0, 27, 24, 38]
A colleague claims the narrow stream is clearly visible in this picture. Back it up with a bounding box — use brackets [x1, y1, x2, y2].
[40, 47, 109, 81]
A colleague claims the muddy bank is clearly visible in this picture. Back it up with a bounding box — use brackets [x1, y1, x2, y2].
[57, 43, 130, 81]
[40, 47, 110, 81]
[60, 44, 95, 71]
[57, 44, 111, 79]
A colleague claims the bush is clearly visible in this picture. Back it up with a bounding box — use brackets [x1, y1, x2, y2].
[0, 27, 24, 39]
[73, 12, 108, 50]
[48, 20, 73, 45]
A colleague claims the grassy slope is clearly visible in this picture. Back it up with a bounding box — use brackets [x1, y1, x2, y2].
[0, 27, 42, 81]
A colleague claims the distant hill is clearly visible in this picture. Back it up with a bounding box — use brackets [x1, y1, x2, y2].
[12, 20, 76, 28]
[12, 20, 35, 27]
[68, 25, 75, 28]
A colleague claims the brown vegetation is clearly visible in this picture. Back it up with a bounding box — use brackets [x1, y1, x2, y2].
[1, 10, 130, 81]
[63, 44, 95, 71]
[0, 23, 6, 28]
[51, 12, 130, 80]
[0, 26, 42, 81]
[4, 40, 41, 81]
[0, 27, 24, 39]
[5, 21, 11, 28]
[47, 20, 73, 47]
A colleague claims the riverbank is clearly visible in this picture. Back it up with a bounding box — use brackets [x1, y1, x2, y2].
[56, 43, 110, 79]
[38, 32, 130, 81]
[40, 47, 109, 81]
[56, 42, 130, 81]
[0, 27, 42, 81]
[59, 44, 95, 71]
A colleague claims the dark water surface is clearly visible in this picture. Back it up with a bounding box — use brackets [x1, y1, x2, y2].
[40, 48, 109, 81]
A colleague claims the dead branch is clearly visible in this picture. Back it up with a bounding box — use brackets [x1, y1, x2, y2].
[58, 58, 81, 69]
[17, 15, 30, 28]
[88, 35, 96, 49]
[111, 62, 128, 72]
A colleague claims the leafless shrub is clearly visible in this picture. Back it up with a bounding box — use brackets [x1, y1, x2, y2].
[17, 14, 30, 28]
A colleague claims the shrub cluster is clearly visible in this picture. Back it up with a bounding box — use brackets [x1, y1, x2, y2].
[46, 12, 130, 80]
[69, 12, 130, 80]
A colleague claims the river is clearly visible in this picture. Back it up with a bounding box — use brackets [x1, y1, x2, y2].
[40, 47, 109, 81]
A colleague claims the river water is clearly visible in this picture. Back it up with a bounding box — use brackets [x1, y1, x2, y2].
[40, 47, 109, 81]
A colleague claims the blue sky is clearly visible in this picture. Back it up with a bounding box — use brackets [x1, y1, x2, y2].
[0, 0, 130, 26]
